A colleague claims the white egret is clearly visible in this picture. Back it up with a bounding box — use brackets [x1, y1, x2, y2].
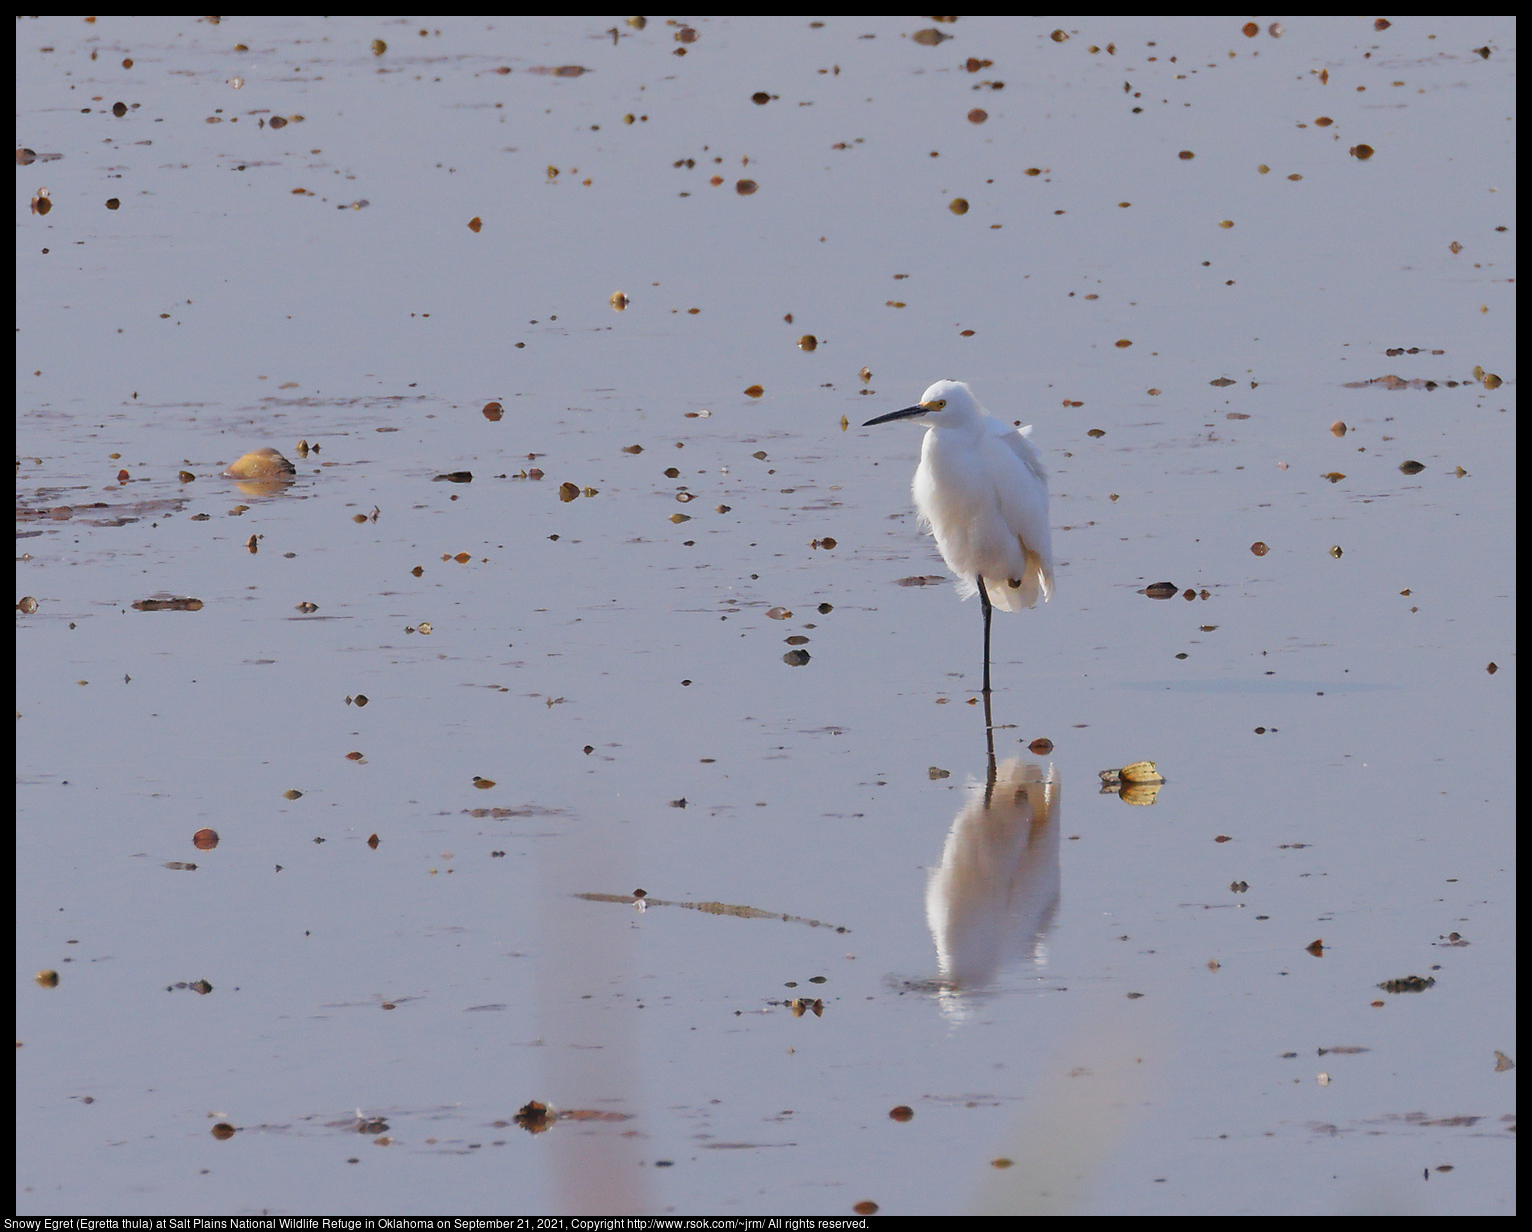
[864, 380, 1054, 696]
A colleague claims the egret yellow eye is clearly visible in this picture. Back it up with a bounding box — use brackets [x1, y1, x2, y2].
[924, 398, 947, 410]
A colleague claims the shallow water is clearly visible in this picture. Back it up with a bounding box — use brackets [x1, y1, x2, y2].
[17, 15, 1514, 1216]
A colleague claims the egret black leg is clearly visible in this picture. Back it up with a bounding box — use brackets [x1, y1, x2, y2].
[977, 576, 993, 697]
[983, 690, 997, 794]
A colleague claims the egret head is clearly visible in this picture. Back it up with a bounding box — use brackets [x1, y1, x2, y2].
[863, 379, 982, 429]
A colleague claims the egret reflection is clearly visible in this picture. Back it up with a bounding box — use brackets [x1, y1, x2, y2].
[921, 713, 1061, 1018]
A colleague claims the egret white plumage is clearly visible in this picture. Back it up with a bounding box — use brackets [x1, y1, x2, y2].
[864, 380, 1054, 696]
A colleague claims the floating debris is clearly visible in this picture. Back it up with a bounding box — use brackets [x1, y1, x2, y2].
[324, 1112, 390, 1134]
[510, 1101, 630, 1135]
[1377, 975, 1435, 994]
[1099, 762, 1163, 806]
[223, 448, 296, 480]
[1343, 374, 1454, 391]
[168, 980, 214, 995]
[575, 892, 850, 933]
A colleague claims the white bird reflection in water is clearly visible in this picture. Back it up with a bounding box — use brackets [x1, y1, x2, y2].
[924, 753, 1060, 1019]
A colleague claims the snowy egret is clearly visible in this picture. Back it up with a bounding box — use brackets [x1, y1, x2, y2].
[864, 380, 1054, 696]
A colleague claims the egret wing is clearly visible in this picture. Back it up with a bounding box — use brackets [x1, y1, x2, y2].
[988, 420, 1054, 601]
